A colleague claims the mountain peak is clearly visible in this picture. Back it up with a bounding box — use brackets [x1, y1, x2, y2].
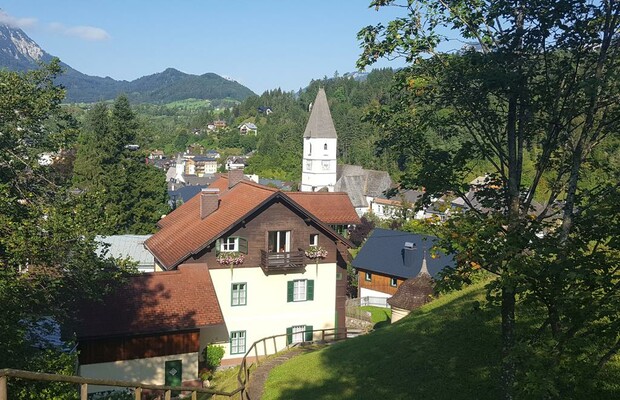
[0, 22, 49, 68]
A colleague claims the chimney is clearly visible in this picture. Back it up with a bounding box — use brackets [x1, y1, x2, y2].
[228, 168, 245, 188]
[200, 188, 219, 219]
[403, 242, 416, 268]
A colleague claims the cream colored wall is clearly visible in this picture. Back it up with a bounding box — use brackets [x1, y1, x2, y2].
[391, 307, 409, 323]
[206, 264, 337, 360]
[79, 352, 198, 393]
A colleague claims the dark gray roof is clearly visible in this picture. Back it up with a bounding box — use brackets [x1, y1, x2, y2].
[335, 175, 368, 208]
[303, 88, 338, 139]
[352, 228, 455, 279]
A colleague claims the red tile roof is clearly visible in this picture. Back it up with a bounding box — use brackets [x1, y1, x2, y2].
[146, 177, 359, 269]
[287, 192, 360, 224]
[76, 264, 223, 339]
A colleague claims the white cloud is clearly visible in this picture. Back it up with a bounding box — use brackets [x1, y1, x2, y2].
[49, 22, 110, 41]
[0, 10, 38, 29]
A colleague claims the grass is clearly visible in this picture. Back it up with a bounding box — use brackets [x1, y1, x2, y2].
[260, 282, 620, 400]
[359, 306, 392, 329]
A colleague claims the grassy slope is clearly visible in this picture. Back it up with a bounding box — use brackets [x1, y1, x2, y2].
[262, 282, 619, 400]
[263, 282, 499, 400]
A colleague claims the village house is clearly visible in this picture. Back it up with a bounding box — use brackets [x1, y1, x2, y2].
[238, 122, 258, 135]
[352, 228, 454, 301]
[75, 170, 360, 388]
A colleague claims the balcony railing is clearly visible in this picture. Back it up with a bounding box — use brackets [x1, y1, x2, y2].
[260, 250, 306, 273]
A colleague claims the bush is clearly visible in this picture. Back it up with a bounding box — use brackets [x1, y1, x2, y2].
[201, 344, 225, 379]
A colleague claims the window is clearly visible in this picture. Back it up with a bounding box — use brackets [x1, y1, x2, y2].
[321, 160, 330, 170]
[390, 277, 398, 287]
[309, 234, 319, 247]
[305, 160, 312, 171]
[365, 272, 372, 281]
[323, 143, 328, 150]
[287, 279, 314, 302]
[230, 331, 246, 354]
[231, 283, 247, 306]
[286, 325, 313, 344]
[268, 230, 290, 253]
[221, 237, 238, 252]
[308, 143, 312, 156]
[218, 237, 248, 253]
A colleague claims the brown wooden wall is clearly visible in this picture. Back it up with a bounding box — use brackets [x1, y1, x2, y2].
[357, 269, 404, 297]
[79, 331, 200, 364]
[188, 199, 342, 269]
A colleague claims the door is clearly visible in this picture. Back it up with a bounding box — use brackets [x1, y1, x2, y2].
[165, 359, 182, 387]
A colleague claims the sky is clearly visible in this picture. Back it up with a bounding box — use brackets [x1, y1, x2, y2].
[0, 1, 411, 94]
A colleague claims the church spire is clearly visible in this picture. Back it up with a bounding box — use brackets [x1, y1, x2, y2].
[303, 88, 338, 139]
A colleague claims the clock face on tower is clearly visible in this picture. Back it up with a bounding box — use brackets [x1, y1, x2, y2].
[322, 160, 330, 170]
[306, 160, 312, 170]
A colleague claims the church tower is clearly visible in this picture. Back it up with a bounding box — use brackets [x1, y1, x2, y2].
[301, 88, 338, 192]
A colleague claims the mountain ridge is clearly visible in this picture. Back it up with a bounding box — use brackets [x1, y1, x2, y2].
[0, 23, 255, 104]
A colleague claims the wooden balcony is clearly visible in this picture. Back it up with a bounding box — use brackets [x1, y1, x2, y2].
[260, 250, 306, 274]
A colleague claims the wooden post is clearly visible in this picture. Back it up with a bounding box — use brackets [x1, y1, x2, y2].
[135, 387, 142, 400]
[164, 389, 171, 400]
[272, 336, 277, 353]
[80, 383, 88, 400]
[263, 339, 267, 359]
[0, 375, 7, 400]
[322, 329, 325, 341]
[254, 346, 259, 366]
[191, 391, 197, 400]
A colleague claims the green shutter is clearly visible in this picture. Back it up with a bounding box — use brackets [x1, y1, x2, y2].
[286, 327, 293, 345]
[238, 237, 248, 254]
[307, 280, 314, 301]
[215, 238, 221, 255]
[287, 281, 294, 302]
[305, 325, 313, 342]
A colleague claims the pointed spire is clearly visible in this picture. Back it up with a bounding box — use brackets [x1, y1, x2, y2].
[303, 88, 338, 139]
[418, 250, 430, 277]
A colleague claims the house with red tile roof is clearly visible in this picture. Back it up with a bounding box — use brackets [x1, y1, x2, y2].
[76, 170, 360, 388]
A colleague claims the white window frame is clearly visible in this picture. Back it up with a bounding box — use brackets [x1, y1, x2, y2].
[365, 272, 372, 281]
[230, 331, 246, 354]
[221, 237, 239, 252]
[292, 325, 305, 344]
[310, 234, 319, 247]
[232, 283, 247, 306]
[293, 280, 307, 302]
[390, 277, 398, 287]
[269, 230, 290, 253]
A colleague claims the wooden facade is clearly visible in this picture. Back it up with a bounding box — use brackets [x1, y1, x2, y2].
[187, 200, 342, 269]
[78, 331, 200, 365]
[357, 269, 405, 297]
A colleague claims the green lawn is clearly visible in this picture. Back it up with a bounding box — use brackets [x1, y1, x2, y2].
[261, 282, 620, 400]
[359, 306, 391, 329]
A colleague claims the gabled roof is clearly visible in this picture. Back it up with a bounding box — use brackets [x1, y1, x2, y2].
[352, 228, 454, 279]
[303, 88, 338, 139]
[76, 264, 223, 339]
[146, 177, 359, 269]
[336, 164, 393, 198]
[335, 175, 368, 208]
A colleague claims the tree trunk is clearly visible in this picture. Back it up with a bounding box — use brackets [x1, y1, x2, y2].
[501, 285, 516, 400]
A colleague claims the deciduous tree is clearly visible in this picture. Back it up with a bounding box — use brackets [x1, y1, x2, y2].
[359, 0, 620, 397]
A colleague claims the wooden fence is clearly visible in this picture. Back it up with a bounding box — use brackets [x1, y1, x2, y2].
[0, 327, 358, 400]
